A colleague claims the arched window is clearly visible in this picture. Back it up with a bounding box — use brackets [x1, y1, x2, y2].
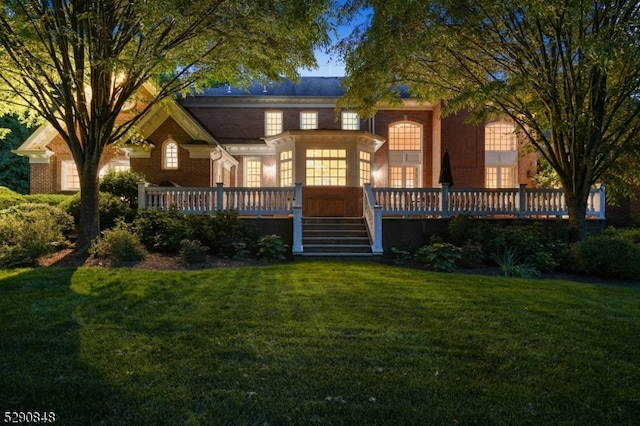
[163, 140, 179, 170]
[388, 121, 422, 187]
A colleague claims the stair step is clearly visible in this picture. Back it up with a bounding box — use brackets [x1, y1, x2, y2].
[300, 217, 372, 256]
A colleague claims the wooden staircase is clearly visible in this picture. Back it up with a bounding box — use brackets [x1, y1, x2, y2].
[300, 217, 374, 257]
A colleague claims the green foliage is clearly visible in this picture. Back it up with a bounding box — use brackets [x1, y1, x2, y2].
[132, 208, 258, 257]
[196, 209, 259, 257]
[569, 228, 640, 279]
[0, 203, 73, 267]
[492, 248, 541, 279]
[132, 207, 192, 253]
[414, 242, 461, 272]
[24, 193, 70, 206]
[457, 240, 485, 268]
[341, 0, 640, 240]
[391, 247, 413, 266]
[0, 114, 34, 194]
[60, 192, 133, 231]
[256, 234, 289, 264]
[99, 170, 146, 207]
[0, 186, 25, 210]
[179, 239, 208, 265]
[90, 222, 147, 262]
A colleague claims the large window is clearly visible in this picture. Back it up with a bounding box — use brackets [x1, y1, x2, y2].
[61, 160, 80, 191]
[279, 150, 293, 186]
[245, 159, 262, 187]
[486, 122, 517, 150]
[359, 151, 371, 186]
[485, 121, 517, 187]
[389, 122, 421, 151]
[486, 167, 515, 189]
[341, 112, 360, 130]
[163, 140, 179, 170]
[300, 111, 318, 130]
[265, 111, 283, 136]
[390, 166, 417, 188]
[306, 149, 347, 186]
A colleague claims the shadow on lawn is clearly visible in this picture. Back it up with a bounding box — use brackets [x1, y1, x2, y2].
[0, 268, 135, 424]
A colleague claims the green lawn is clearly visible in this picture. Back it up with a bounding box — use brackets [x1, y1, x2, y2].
[1, 262, 639, 425]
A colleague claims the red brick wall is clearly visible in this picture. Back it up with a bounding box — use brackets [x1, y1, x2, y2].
[441, 109, 485, 187]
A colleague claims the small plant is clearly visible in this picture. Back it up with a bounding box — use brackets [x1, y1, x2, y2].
[257, 234, 289, 264]
[492, 248, 540, 278]
[457, 241, 485, 268]
[232, 241, 251, 260]
[414, 243, 462, 272]
[179, 239, 208, 264]
[90, 222, 147, 262]
[391, 247, 412, 266]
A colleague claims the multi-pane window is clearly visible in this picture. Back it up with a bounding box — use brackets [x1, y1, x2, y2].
[279, 150, 293, 187]
[342, 112, 360, 130]
[245, 159, 262, 187]
[300, 111, 318, 130]
[61, 160, 80, 190]
[390, 166, 417, 188]
[485, 121, 517, 188]
[485, 122, 516, 151]
[265, 111, 283, 136]
[163, 140, 179, 169]
[306, 149, 347, 186]
[359, 151, 371, 186]
[486, 167, 515, 188]
[389, 122, 421, 150]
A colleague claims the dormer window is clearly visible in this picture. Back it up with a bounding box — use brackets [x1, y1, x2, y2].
[341, 111, 360, 130]
[265, 111, 283, 136]
[300, 111, 318, 129]
[163, 139, 179, 170]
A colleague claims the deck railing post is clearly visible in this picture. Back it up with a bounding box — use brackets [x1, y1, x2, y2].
[518, 184, 527, 219]
[441, 183, 450, 218]
[598, 185, 606, 219]
[292, 183, 303, 255]
[216, 182, 224, 211]
[137, 181, 147, 209]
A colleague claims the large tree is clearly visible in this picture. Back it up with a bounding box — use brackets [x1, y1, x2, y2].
[339, 0, 640, 241]
[0, 0, 332, 251]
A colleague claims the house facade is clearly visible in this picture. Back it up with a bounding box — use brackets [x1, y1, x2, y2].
[15, 77, 537, 218]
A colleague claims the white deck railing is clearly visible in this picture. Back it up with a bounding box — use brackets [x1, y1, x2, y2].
[370, 184, 605, 219]
[138, 183, 298, 217]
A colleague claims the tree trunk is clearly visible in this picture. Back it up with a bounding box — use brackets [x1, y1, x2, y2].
[75, 163, 101, 253]
[565, 191, 589, 243]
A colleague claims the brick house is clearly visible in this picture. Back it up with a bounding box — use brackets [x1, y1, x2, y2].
[14, 77, 536, 214]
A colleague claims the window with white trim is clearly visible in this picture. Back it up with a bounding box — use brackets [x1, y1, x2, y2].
[389, 122, 421, 151]
[306, 149, 347, 186]
[485, 121, 517, 188]
[341, 112, 360, 130]
[163, 140, 179, 170]
[265, 111, 283, 136]
[300, 111, 318, 130]
[279, 150, 293, 187]
[390, 166, 417, 188]
[61, 160, 80, 191]
[359, 151, 371, 186]
[245, 159, 262, 187]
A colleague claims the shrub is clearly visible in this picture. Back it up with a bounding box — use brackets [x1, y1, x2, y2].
[569, 228, 640, 279]
[179, 239, 208, 264]
[99, 170, 146, 207]
[391, 247, 413, 266]
[0, 203, 73, 267]
[24, 193, 71, 206]
[60, 191, 133, 230]
[457, 241, 485, 268]
[90, 223, 147, 262]
[414, 243, 461, 272]
[492, 248, 541, 278]
[132, 207, 192, 253]
[0, 186, 25, 210]
[256, 234, 289, 263]
[197, 209, 259, 257]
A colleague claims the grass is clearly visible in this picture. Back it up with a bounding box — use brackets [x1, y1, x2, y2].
[1, 262, 639, 425]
